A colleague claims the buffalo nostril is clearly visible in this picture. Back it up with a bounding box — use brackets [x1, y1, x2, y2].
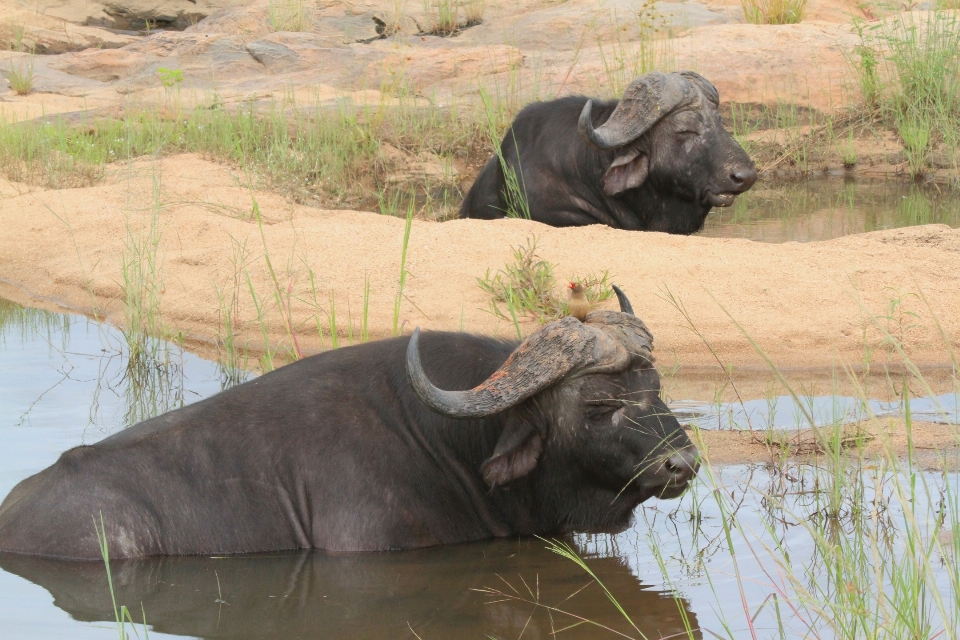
[663, 448, 699, 483]
[730, 167, 758, 191]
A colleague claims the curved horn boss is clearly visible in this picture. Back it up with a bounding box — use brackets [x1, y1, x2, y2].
[578, 72, 697, 150]
[407, 286, 649, 418]
[406, 318, 630, 418]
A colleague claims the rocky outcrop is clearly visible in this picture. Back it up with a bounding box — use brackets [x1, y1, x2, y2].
[1, 8, 138, 54]
[2, 1, 254, 54]
[16, 0, 253, 31]
[3, 0, 866, 112]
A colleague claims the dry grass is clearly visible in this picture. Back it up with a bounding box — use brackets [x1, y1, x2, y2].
[6, 56, 34, 95]
[268, 0, 312, 32]
[740, 0, 807, 25]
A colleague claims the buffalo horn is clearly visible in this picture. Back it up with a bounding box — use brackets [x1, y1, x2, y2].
[578, 72, 695, 150]
[407, 319, 627, 418]
[680, 70, 719, 106]
[612, 284, 635, 315]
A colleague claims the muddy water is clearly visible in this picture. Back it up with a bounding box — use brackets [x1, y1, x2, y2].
[1, 299, 959, 639]
[702, 179, 960, 242]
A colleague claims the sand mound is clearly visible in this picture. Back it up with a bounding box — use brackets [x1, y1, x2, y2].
[2, 153, 958, 372]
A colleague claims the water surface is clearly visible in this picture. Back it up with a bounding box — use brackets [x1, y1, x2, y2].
[672, 392, 960, 430]
[702, 179, 960, 242]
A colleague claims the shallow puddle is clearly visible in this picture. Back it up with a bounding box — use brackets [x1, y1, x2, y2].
[662, 366, 960, 430]
[701, 179, 960, 242]
[671, 392, 960, 430]
[1, 299, 959, 639]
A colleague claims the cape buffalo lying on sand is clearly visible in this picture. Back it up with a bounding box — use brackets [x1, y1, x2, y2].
[461, 71, 757, 232]
[0, 288, 697, 559]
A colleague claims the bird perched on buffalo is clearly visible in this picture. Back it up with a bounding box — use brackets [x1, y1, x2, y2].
[567, 282, 590, 321]
[460, 71, 757, 233]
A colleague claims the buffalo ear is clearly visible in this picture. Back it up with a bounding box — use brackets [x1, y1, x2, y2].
[481, 419, 544, 487]
[603, 151, 649, 196]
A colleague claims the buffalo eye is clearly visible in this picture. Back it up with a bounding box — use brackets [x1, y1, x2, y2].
[584, 399, 623, 421]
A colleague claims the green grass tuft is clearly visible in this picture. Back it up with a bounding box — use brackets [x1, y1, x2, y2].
[740, 0, 807, 25]
[268, 0, 312, 32]
[0, 98, 485, 216]
[851, 11, 960, 179]
[6, 56, 34, 95]
[478, 235, 613, 325]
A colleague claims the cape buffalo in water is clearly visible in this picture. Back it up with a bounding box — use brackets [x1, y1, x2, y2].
[0, 288, 697, 560]
[461, 71, 757, 232]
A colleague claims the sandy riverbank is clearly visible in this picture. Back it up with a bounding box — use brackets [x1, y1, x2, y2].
[2, 153, 959, 374]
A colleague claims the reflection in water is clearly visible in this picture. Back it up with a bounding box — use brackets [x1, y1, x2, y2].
[0, 298, 70, 347]
[4, 461, 959, 639]
[0, 539, 697, 640]
[702, 179, 960, 242]
[0, 299, 242, 507]
[0, 298, 246, 445]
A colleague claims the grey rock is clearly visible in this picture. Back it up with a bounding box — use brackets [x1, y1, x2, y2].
[24, 0, 255, 31]
[457, 0, 734, 51]
[245, 40, 299, 67]
[1, 55, 110, 95]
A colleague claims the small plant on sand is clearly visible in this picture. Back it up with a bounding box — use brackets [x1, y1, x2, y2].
[156, 67, 183, 90]
[428, 0, 459, 35]
[877, 288, 922, 353]
[421, 0, 483, 35]
[840, 129, 858, 168]
[740, 0, 807, 25]
[157, 68, 183, 115]
[477, 236, 613, 326]
[463, 0, 485, 26]
[898, 114, 932, 177]
[6, 55, 34, 95]
[852, 20, 883, 110]
[10, 23, 27, 52]
[268, 0, 312, 32]
[215, 237, 252, 386]
[120, 172, 167, 367]
[393, 202, 414, 336]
